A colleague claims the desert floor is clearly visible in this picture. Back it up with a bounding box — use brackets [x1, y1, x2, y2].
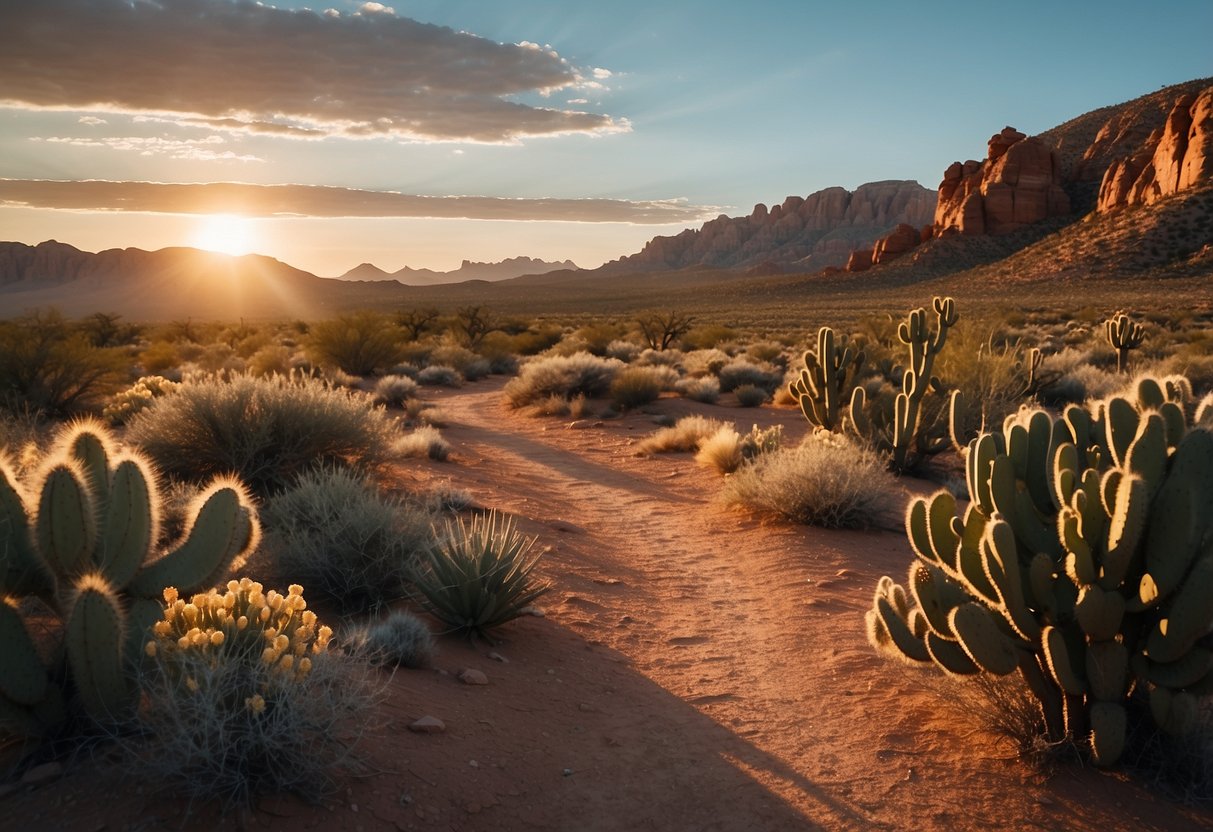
[4, 377, 1212, 831]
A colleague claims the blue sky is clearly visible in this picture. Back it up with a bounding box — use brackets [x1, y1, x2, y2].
[0, 0, 1210, 275]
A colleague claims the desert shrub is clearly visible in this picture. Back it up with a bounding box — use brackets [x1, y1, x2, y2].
[610, 367, 663, 410]
[461, 358, 492, 381]
[263, 467, 435, 612]
[733, 384, 768, 407]
[323, 366, 361, 388]
[504, 352, 623, 407]
[247, 344, 294, 377]
[127, 372, 397, 496]
[681, 324, 738, 351]
[635, 415, 725, 454]
[194, 343, 244, 374]
[722, 433, 894, 528]
[373, 374, 420, 406]
[402, 398, 448, 427]
[131, 580, 377, 808]
[681, 348, 731, 377]
[413, 511, 550, 639]
[102, 375, 180, 424]
[417, 365, 463, 387]
[636, 347, 683, 367]
[605, 339, 642, 362]
[717, 359, 782, 393]
[423, 484, 476, 513]
[395, 425, 451, 461]
[306, 310, 403, 376]
[527, 393, 591, 418]
[140, 340, 180, 374]
[0, 309, 129, 417]
[745, 340, 786, 365]
[674, 376, 720, 403]
[428, 344, 481, 373]
[346, 611, 435, 669]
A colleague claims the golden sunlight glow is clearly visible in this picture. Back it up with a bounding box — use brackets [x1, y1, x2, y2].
[188, 214, 257, 256]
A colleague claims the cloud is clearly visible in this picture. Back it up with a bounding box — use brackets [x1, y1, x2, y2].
[31, 135, 264, 162]
[0, 0, 625, 143]
[0, 179, 721, 224]
[77, 116, 107, 126]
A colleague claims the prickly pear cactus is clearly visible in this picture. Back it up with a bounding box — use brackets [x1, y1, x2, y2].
[866, 375, 1213, 766]
[0, 419, 260, 737]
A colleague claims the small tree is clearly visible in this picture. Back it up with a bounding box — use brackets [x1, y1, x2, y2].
[637, 311, 695, 351]
[396, 307, 440, 341]
[454, 306, 499, 348]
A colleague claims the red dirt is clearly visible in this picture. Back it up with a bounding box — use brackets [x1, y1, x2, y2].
[3, 377, 1210, 830]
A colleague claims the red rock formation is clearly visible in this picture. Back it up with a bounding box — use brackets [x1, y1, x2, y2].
[872, 223, 922, 265]
[934, 127, 1071, 236]
[845, 249, 872, 272]
[1096, 87, 1213, 212]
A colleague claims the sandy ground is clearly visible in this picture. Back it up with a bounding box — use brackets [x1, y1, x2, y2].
[3, 376, 1211, 831]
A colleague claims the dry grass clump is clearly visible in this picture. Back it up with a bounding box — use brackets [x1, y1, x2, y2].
[722, 433, 894, 528]
[675, 376, 721, 403]
[395, 425, 451, 461]
[346, 610, 435, 669]
[306, 310, 403, 375]
[610, 367, 664, 410]
[262, 467, 436, 612]
[417, 364, 463, 387]
[129, 580, 379, 809]
[413, 511, 550, 639]
[695, 426, 745, 474]
[127, 372, 397, 496]
[733, 384, 768, 407]
[635, 415, 726, 454]
[504, 352, 623, 407]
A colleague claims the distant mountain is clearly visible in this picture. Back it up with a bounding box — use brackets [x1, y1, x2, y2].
[337, 256, 579, 285]
[601, 180, 936, 274]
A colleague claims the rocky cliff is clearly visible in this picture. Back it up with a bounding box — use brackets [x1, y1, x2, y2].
[602, 180, 935, 273]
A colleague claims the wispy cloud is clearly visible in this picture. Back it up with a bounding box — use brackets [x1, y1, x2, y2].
[31, 135, 263, 163]
[0, 179, 720, 224]
[0, 0, 627, 143]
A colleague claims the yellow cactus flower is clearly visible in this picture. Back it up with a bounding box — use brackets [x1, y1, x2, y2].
[279, 654, 294, 672]
[144, 640, 157, 657]
[210, 630, 225, 647]
[237, 615, 249, 630]
[163, 586, 179, 604]
[245, 694, 266, 714]
[301, 610, 316, 628]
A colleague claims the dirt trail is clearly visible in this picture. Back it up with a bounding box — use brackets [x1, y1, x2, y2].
[5, 379, 1210, 831]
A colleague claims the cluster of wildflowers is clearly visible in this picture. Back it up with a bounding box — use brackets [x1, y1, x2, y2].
[103, 375, 180, 424]
[146, 577, 332, 712]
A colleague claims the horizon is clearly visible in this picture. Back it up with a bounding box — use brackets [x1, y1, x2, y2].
[2, 1, 1211, 277]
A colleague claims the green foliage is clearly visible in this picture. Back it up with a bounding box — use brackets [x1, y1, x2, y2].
[347, 610, 435, 669]
[132, 579, 375, 808]
[722, 433, 894, 528]
[867, 375, 1213, 767]
[262, 467, 436, 613]
[413, 511, 550, 639]
[503, 352, 623, 407]
[306, 310, 404, 376]
[127, 372, 398, 496]
[610, 367, 663, 410]
[0, 420, 259, 740]
[0, 309, 129, 417]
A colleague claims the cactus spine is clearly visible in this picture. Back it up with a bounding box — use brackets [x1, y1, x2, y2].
[866, 375, 1213, 766]
[788, 326, 865, 431]
[0, 419, 260, 736]
[1105, 312, 1146, 374]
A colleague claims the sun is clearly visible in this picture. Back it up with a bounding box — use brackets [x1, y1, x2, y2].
[189, 214, 258, 256]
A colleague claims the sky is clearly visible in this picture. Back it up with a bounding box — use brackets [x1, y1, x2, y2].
[1, 0, 1211, 276]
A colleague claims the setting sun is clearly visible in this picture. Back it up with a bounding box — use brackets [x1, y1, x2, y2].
[189, 214, 256, 256]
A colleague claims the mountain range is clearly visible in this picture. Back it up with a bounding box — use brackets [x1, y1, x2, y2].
[1, 77, 1210, 320]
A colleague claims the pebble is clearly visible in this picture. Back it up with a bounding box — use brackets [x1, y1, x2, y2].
[459, 668, 489, 685]
[408, 716, 446, 734]
[488, 651, 509, 663]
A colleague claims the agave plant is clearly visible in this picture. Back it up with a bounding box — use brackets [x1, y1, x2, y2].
[413, 511, 550, 639]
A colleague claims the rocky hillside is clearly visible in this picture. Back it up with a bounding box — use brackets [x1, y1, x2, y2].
[338, 256, 579, 285]
[601, 180, 934, 273]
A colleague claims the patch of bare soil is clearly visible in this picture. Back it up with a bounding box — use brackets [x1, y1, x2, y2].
[4, 377, 1211, 830]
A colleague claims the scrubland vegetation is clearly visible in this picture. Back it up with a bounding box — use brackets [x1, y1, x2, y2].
[2, 292, 1213, 817]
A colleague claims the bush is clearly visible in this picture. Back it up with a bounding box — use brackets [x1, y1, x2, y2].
[504, 352, 623, 407]
[0, 310, 129, 417]
[695, 426, 744, 474]
[417, 365, 462, 387]
[306, 311, 403, 375]
[373, 374, 420, 406]
[127, 372, 398, 496]
[716, 359, 782, 393]
[395, 425, 451, 461]
[635, 415, 725, 454]
[610, 367, 663, 410]
[346, 611, 435, 669]
[674, 376, 721, 403]
[262, 467, 436, 613]
[722, 434, 894, 528]
[413, 511, 550, 639]
[131, 580, 377, 808]
[247, 344, 294, 377]
[734, 384, 768, 407]
[102, 375, 180, 424]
